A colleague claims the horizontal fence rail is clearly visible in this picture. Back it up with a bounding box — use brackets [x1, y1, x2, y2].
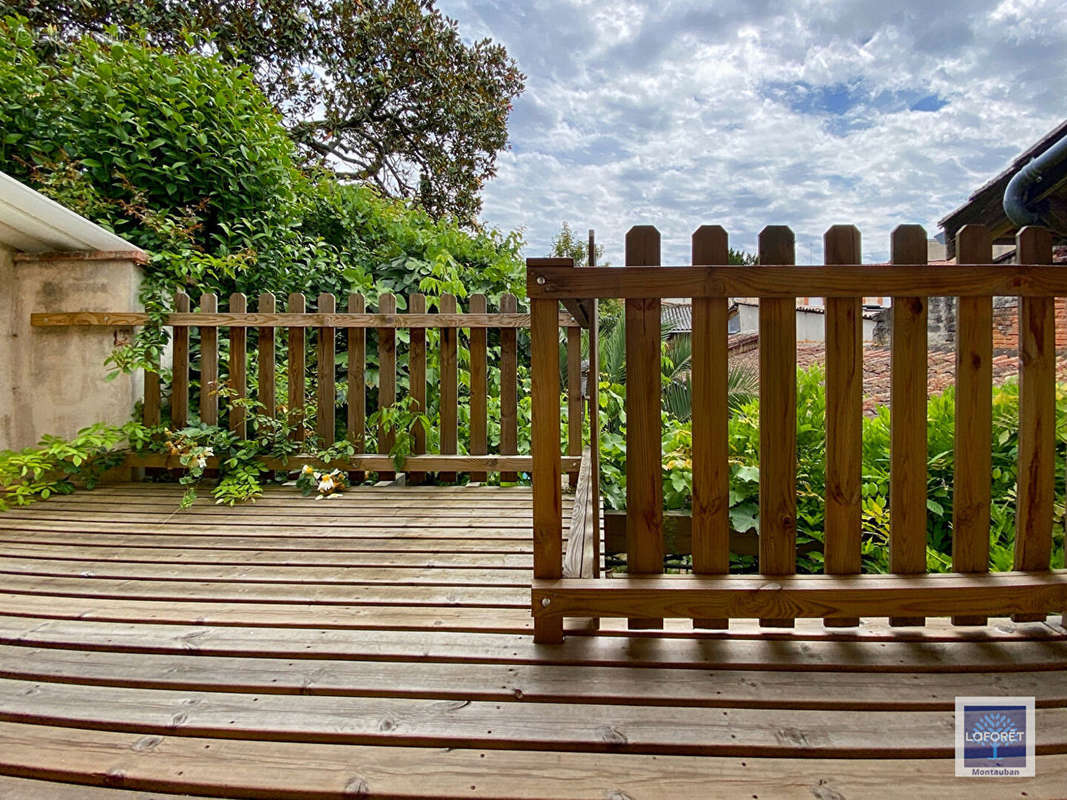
[33, 293, 586, 481]
[527, 222, 1067, 643]
[527, 264, 1067, 299]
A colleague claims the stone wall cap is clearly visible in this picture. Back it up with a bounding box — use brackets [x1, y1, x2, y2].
[14, 249, 149, 265]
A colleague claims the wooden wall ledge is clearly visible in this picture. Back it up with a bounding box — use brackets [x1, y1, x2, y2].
[127, 452, 581, 473]
[31, 311, 580, 329]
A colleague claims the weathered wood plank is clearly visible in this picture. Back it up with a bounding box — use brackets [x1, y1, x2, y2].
[228, 293, 248, 438]
[0, 597, 536, 633]
[438, 294, 458, 483]
[624, 226, 664, 632]
[315, 293, 336, 445]
[287, 293, 306, 444]
[0, 544, 533, 569]
[757, 226, 797, 628]
[198, 293, 218, 426]
[6, 677, 1067, 757]
[500, 293, 519, 482]
[0, 773, 216, 799]
[3, 613, 1066, 671]
[4, 642, 1066, 709]
[1014, 226, 1055, 625]
[469, 294, 488, 482]
[256, 292, 276, 421]
[690, 225, 730, 630]
[0, 577, 525, 607]
[0, 557, 531, 587]
[823, 225, 862, 628]
[0, 534, 535, 552]
[531, 296, 563, 644]
[4, 722, 1067, 800]
[953, 225, 993, 627]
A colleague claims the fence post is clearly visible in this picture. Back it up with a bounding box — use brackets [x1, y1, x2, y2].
[566, 325, 582, 488]
[587, 229, 601, 579]
[408, 293, 427, 484]
[316, 292, 336, 446]
[888, 225, 928, 627]
[199, 292, 219, 426]
[287, 293, 306, 444]
[143, 368, 161, 428]
[469, 294, 488, 482]
[691, 225, 730, 630]
[757, 226, 797, 628]
[625, 225, 664, 631]
[171, 291, 190, 429]
[257, 293, 276, 422]
[499, 294, 519, 483]
[953, 224, 993, 626]
[1013, 225, 1055, 622]
[531, 291, 563, 644]
[347, 293, 366, 463]
[229, 293, 248, 438]
[377, 293, 397, 481]
[439, 293, 459, 482]
[823, 225, 862, 628]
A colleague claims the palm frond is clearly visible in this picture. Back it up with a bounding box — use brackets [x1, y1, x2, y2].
[663, 380, 693, 422]
[663, 333, 692, 382]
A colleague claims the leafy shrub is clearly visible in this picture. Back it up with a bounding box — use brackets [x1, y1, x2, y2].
[603, 365, 1067, 574]
[0, 423, 133, 509]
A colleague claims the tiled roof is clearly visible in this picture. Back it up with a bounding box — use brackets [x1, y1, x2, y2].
[732, 297, 885, 320]
[728, 340, 1067, 415]
[661, 302, 692, 333]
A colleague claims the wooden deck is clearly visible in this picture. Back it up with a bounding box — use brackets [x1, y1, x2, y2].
[0, 484, 1066, 799]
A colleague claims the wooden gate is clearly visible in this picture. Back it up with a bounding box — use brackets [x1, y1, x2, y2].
[527, 223, 1067, 643]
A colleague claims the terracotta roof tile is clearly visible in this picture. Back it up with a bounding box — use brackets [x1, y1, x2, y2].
[728, 339, 1066, 415]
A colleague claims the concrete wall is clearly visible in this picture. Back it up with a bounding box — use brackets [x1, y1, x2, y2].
[1, 251, 145, 451]
[734, 302, 877, 343]
[0, 244, 16, 449]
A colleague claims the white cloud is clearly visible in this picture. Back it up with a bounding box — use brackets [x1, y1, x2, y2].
[439, 0, 1067, 264]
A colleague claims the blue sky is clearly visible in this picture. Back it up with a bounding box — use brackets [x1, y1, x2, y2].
[435, 0, 1067, 264]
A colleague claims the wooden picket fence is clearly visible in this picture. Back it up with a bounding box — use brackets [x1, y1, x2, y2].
[32, 292, 585, 480]
[527, 222, 1067, 643]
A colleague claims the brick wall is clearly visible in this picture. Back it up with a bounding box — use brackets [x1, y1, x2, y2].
[992, 296, 1067, 351]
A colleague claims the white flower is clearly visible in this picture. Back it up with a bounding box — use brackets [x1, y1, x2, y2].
[202, 447, 214, 457]
[195, 456, 207, 469]
[317, 475, 336, 494]
[301, 464, 314, 475]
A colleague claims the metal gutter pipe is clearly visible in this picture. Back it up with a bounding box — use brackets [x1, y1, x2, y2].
[1004, 132, 1067, 228]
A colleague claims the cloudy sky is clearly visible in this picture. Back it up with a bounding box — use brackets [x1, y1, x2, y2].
[436, 0, 1067, 264]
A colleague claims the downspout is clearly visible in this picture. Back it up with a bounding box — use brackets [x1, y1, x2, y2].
[1004, 132, 1067, 228]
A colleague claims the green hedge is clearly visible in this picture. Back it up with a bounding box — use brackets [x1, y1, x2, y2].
[601, 366, 1067, 574]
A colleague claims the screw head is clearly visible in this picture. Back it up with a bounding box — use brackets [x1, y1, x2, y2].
[536, 276, 546, 285]
[540, 597, 551, 607]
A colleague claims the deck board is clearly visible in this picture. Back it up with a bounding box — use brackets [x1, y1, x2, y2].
[0, 484, 1065, 798]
